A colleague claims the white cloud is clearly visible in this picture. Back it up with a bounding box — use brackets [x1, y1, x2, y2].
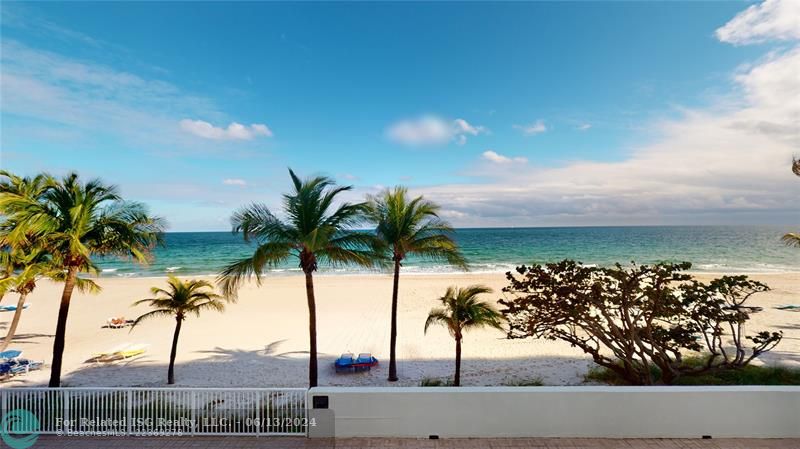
[386, 115, 486, 146]
[716, 0, 800, 45]
[250, 124, 272, 137]
[410, 5, 800, 227]
[577, 123, 592, 131]
[180, 119, 272, 140]
[514, 120, 547, 136]
[482, 150, 528, 164]
[222, 178, 247, 186]
[0, 39, 266, 154]
[438, 209, 468, 219]
[338, 173, 359, 181]
[0, 40, 195, 137]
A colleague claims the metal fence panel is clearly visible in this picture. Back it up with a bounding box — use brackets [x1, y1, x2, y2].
[0, 387, 307, 436]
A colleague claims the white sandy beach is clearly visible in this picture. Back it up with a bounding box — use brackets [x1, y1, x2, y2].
[2, 272, 799, 388]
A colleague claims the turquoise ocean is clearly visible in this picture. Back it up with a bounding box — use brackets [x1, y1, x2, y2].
[96, 226, 800, 277]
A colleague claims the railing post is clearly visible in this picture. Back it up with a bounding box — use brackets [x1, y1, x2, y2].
[1, 388, 7, 417]
[62, 389, 70, 435]
[190, 390, 196, 437]
[264, 390, 272, 435]
[126, 390, 133, 435]
[304, 388, 310, 437]
[255, 390, 261, 438]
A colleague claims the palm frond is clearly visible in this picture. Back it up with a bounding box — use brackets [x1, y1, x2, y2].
[368, 187, 466, 268]
[73, 277, 101, 294]
[425, 284, 505, 336]
[316, 245, 382, 269]
[217, 241, 294, 297]
[424, 308, 450, 334]
[223, 169, 378, 279]
[781, 233, 800, 248]
[132, 276, 227, 326]
[130, 309, 175, 328]
[231, 203, 295, 243]
[188, 298, 226, 316]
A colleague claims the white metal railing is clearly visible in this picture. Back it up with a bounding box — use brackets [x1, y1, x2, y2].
[0, 387, 308, 436]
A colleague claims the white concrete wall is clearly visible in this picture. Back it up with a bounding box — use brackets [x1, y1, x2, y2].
[308, 386, 800, 438]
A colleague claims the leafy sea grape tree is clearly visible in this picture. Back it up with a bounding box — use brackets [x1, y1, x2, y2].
[498, 260, 782, 385]
[683, 275, 782, 370]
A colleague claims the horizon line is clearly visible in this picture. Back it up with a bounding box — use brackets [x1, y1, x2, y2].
[162, 223, 798, 233]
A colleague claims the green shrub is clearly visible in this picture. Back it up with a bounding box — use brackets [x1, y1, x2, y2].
[420, 377, 454, 387]
[673, 364, 800, 386]
[501, 261, 782, 385]
[502, 377, 544, 386]
[586, 358, 800, 386]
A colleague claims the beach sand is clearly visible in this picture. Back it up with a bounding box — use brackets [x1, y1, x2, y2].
[2, 272, 799, 388]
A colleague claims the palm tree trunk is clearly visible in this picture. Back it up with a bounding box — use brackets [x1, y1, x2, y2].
[49, 266, 77, 387]
[305, 271, 318, 388]
[454, 336, 462, 387]
[388, 258, 401, 382]
[0, 292, 28, 351]
[168, 317, 182, 385]
[0, 272, 10, 305]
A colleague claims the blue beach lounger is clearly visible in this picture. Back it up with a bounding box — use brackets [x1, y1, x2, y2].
[353, 353, 379, 371]
[0, 304, 28, 312]
[9, 359, 44, 375]
[335, 353, 355, 372]
[0, 350, 22, 360]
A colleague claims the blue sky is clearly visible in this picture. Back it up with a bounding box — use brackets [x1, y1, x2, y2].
[1, 1, 798, 231]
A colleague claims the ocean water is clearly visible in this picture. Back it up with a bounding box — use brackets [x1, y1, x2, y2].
[96, 226, 800, 277]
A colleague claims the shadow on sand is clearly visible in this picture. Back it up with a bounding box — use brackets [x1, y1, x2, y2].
[28, 338, 594, 388]
[4, 333, 55, 345]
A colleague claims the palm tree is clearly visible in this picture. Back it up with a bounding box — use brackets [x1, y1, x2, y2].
[218, 169, 379, 387]
[0, 172, 70, 350]
[132, 276, 226, 384]
[367, 187, 467, 381]
[0, 246, 97, 352]
[0, 247, 62, 351]
[0, 172, 165, 387]
[424, 285, 504, 386]
[783, 158, 800, 247]
[0, 171, 52, 304]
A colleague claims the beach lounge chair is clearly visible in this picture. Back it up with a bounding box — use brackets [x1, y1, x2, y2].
[8, 359, 44, 375]
[334, 353, 355, 372]
[89, 347, 122, 363]
[0, 304, 28, 312]
[353, 353, 378, 372]
[89, 343, 147, 363]
[106, 317, 134, 328]
[0, 350, 22, 360]
[89, 343, 129, 362]
[9, 364, 28, 375]
[775, 304, 800, 311]
[0, 358, 41, 376]
[22, 359, 44, 370]
[118, 344, 148, 359]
